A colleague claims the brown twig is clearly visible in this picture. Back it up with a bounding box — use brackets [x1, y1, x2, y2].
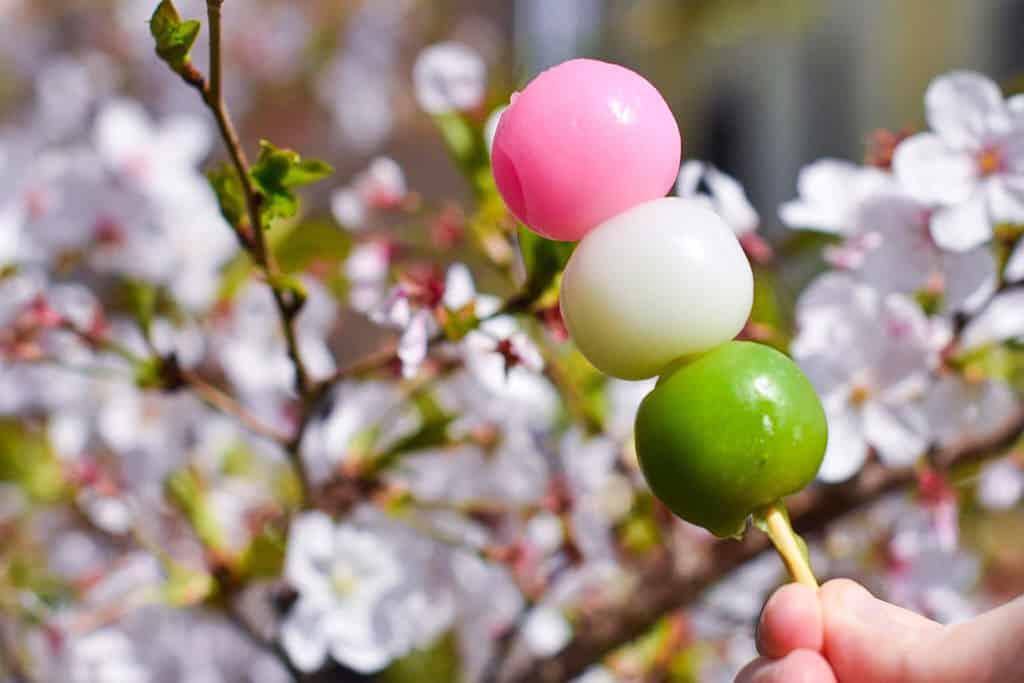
[225, 600, 308, 682]
[498, 408, 1024, 683]
[202, 0, 310, 397]
[180, 369, 292, 444]
[160, 0, 317, 498]
[310, 298, 532, 398]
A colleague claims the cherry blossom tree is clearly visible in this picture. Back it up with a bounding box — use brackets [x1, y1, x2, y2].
[1, 3, 1023, 683]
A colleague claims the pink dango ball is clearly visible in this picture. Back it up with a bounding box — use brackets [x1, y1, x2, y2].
[491, 59, 682, 242]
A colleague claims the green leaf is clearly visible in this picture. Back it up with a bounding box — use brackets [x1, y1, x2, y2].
[274, 218, 352, 274]
[120, 279, 158, 338]
[952, 343, 1024, 387]
[149, 1, 201, 75]
[220, 443, 256, 477]
[165, 468, 230, 557]
[239, 525, 287, 579]
[914, 287, 944, 317]
[0, 419, 69, 503]
[163, 565, 215, 607]
[6, 556, 73, 607]
[372, 393, 454, 471]
[208, 165, 247, 229]
[440, 301, 478, 342]
[380, 631, 461, 683]
[434, 113, 479, 166]
[249, 141, 334, 226]
[517, 226, 576, 302]
[432, 112, 492, 198]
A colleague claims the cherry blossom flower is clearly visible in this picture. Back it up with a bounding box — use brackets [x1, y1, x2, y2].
[924, 374, 1018, 447]
[779, 158, 894, 234]
[522, 604, 572, 656]
[677, 161, 772, 261]
[959, 288, 1024, 349]
[299, 380, 405, 484]
[977, 458, 1024, 510]
[571, 666, 618, 683]
[34, 54, 113, 141]
[560, 428, 632, 562]
[281, 509, 453, 674]
[413, 42, 487, 115]
[398, 428, 549, 505]
[331, 157, 407, 231]
[218, 279, 337, 404]
[462, 301, 545, 381]
[854, 193, 996, 313]
[792, 273, 936, 482]
[677, 161, 758, 237]
[372, 262, 476, 378]
[59, 628, 149, 683]
[280, 511, 408, 673]
[93, 98, 212, 205]
[893, 71, 1024, 252]
[343, 240, 393, 313]
[450, 552, 523, 681]
[884, 499, 981, 623]
[317, 0, 404, 152]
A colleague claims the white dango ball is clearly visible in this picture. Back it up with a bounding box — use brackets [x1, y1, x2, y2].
[559, 197, 753, 380]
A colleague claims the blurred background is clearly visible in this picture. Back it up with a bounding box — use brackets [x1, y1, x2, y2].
[2, 1, 1024, 682]
[6, 0, 1024, 235]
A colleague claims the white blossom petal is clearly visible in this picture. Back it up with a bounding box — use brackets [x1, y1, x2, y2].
[924, 71, 1010, 150]
[1009, 94, 1024, 119]
[324, 608, 395, 674]
[1005, 239, 1024, 282]
[157, 113, 213, 169]
[941, 246, 997, 314]
[413, 42, 486, 115]
[704, 165, 759, 235]
[780, 159, 892, 234]
[929, 193, 991, 252]
[862, 401, 927, 468]
[960, 289, 1024, 349]
[985, 174, 1024, 225]
[676, 160, 704, 197]
[331, 188, 366, 230]
[818, 405, 869, 483]
[522, 606, 572, 657]
[677, 161, 758, 235]
[280, 598, 330, 673]
[286, 512, 337, 598]
[977, 459, 1024, 510]
[893, 133, 977, 206]
[398, 310, 431, 378]
[443, 262, 476, 309]
[93, 99, 151, 169]
[925, 377, 1019, 446]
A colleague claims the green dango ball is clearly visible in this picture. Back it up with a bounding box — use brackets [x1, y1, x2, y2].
[634, 341, 828, 538]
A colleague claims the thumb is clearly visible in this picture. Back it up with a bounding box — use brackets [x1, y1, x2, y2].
[818, 579, 1024, 683]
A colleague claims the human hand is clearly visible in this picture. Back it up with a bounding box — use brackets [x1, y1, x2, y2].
[735, 579, 1024, 683]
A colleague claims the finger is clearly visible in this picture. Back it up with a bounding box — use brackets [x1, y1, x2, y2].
[735, 650, 837, 683]
[757, 583, 823, 658]
[921, 594, 1024, 683]
[820, 579, 943, 683]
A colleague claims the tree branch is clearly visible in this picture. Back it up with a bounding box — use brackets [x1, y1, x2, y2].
[161, 0, 316, 500]
[202, 0, 310, 399]
[499, 408, 1024, 683]
[180, 369, 291, 444]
